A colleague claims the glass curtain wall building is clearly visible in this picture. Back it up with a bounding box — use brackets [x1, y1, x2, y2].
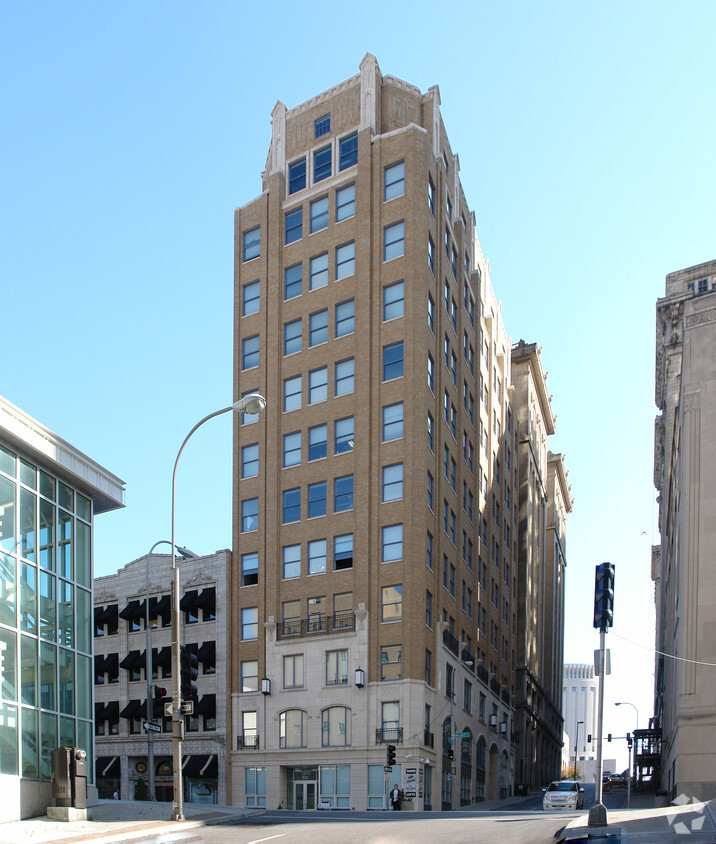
[0, 395, 124, 821]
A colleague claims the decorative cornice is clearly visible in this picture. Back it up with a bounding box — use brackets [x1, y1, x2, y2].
[685, 307, 716, 329]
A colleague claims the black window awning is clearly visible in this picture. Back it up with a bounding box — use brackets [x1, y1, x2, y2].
[179, 590, 199, 612]
[119, 650, 145, 671]
[119, 599, 146, 620]
[196, 694, 216, 717]
[104, 652, 119, 673]
[153, 646, 172, 667]
[94, 606, 104, 628]
[182, 754, 217, 778]
[151, 595, 171, 616]
[196, 587, 216, 613]
[95, 756, 120, 778]
[104, 604, 119, 626]
[105, 700, 119, 721]
[197, 641, 216, 667]
[95, 701, 107, 721]
[120, 699, 142, 719]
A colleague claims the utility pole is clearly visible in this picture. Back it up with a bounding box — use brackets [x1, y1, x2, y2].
[588, 562, 615, 828]
[574, 720, 583, 780]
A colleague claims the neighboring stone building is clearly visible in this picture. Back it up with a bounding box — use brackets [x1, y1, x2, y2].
[0, 394, 124, 821]
[230, 55, 522, 811]
[93, 550, 229, 805]
[562, 664, 598, 779]
[653, 259, 716, 801]
[511, 341, 570, 790]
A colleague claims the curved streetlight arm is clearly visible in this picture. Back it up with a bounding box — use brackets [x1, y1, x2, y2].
[615, 701, 639, 732]
[169, 394, 265, 822]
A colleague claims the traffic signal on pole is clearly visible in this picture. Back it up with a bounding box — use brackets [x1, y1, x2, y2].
[593, 562, 615, 630]
[448, 747, 454, 762]
[386, 745, 396, 766]
[152, 685, 167, 719]
[607, 733, 612, 742]
[587, 734, 592, 743]
[180, 645, 198, 702]
[627, 732, 632, 749]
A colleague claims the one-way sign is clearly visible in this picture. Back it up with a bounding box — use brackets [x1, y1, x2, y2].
[142, 720, 161, 733]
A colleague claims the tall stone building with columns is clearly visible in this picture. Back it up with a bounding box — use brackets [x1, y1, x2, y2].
[229, 55, 567, 811]
[653, 259, 716, 800]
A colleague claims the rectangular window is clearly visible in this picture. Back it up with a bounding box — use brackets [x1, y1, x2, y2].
[241, 607, 258, 640]
[308, 367, 328, 404]
[241, 335, 259, 370]
[382, 341, 404, 381]
[336, 183, 355, 221]
[241, 660, 258, 692]
[335, 241, 355, 279]
[428, 235, 435, 274]
[309, 252, 328, 290]
[284, 263, 302, 300]
[381, 523, 403, 562]
[426, 590, 433, 628]
[426, 531, 434, 569]
[383, 280, 404, 321]
[427, 353, 434, 392]
[241, 552, 258, 587]
[382, 463, 403, 502]
[241, 443, 259, 478]
[310, 196, 329, 233]
[242, 279, 260, 315]
[382, 402, 404, 441]
[243, 227, 260, 261]
[381, 585, 402, 622]
[380, 645, 402, 681]
[334, 475, 354, 512]
[283, 319, 302, 355]
[288, 157, 306, 194]
[282, 545, 300, 580]
[334, 358, 355, 396]
[285, 207, 303, 244]
[326, 649, 348, 685]
[428, 176, 435, 216]
[283, 654, 304, 689]
[308, 481, 327, 518]
[282, 488, 300, 524]
[384, 160, 405, 201]
[383, 221, 405, 261]
[339, 133, 358, 170]
[283, 431, 301, 467]
[308, 539, 327, 575]
[308, 424, 328, 461]
[427, 411, 434, 450]
[313, 145, 332, 182]
[309, 309, 328, 346]
[335, 299, 355, 337]
[427, 471, 434, 510]
[428, 293, 435, 333]
[334, 534, 353, 570]
[241, 498, 258, 533]
[315, 114, 330, 138]
[283, 375, 302, 412]
[334, 417, 354, 454]
[425, 649, 432, 685]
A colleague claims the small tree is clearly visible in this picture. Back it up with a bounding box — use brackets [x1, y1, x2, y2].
[134, 777, 148, 801]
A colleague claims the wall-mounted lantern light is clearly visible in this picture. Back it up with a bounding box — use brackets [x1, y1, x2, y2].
[355, 667, 365, 688]
[261, 677, 271, 696]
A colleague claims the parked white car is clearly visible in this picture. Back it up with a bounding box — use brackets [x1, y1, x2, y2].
[542, 780, 584, 810]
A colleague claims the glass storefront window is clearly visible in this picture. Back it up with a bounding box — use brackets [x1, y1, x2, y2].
[76, 522, 90, 587]
[76, 587, 91, 653]
[0, 553, 16, 627]
[21, 707, 39, 778]
[0, 475, 16, 553]
[59, 648, 74, 715]
[19, 488, 36, 562]
[0, 703, 18, 774]
[20, 635, 37, 706]
[39, 571, 56, 642]
[59, 715, 74, 748]
[20, 562, 36, 633]
[58, 512, 72, 580]
[245, 767, 266, 807]
[0, 627, 17, 701]
[40, 642, 56, 711]
[76, 654, 91, 720]
[58, 580, 73, 648]
[40, 712, 57, 779]
[39, 499, 54, 571]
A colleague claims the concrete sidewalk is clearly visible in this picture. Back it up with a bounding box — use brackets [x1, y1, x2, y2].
[0, 800, 265, 844]
[559, 793, 716, 842]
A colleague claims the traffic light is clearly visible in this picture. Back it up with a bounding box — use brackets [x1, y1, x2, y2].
[180, 645, 198, 702]
[607, 733, 612, 742]
[386, 745, 396, 767]
[587, 734, 592, 743]
[448, 747, 454, 762]
[593, 562, 615, 630]
[627, 732, 632, 749]
[152, 685, 168, 719]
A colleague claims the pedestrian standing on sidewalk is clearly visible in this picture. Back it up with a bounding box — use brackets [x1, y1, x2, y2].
[391, 783, 401, 811]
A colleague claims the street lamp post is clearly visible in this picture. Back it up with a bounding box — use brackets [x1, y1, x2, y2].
[145, 541, 196, 802]
[574, 720, 583, 781]
[615, 701, 639, 807]
[170, 394, 266, 822]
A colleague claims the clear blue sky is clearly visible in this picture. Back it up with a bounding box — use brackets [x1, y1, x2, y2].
[3, 1, 714, 769]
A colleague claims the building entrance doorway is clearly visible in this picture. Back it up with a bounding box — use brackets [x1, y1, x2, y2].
[294, 780, 317, 810]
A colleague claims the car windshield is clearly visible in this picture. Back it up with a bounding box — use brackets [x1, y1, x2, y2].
[548, 782, 577, 792]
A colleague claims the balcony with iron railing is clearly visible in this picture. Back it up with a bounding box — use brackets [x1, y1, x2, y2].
[237, 735, 260, 750]
[278, 611, 355, 640]
[376, 727, 404, 744]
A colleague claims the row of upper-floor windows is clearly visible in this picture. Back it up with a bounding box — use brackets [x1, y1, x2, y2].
[287, 131, 358, 196]
[94, 590, 215, 636]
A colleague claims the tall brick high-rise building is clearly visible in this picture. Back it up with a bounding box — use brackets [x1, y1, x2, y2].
[229, 55, 565, 811]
